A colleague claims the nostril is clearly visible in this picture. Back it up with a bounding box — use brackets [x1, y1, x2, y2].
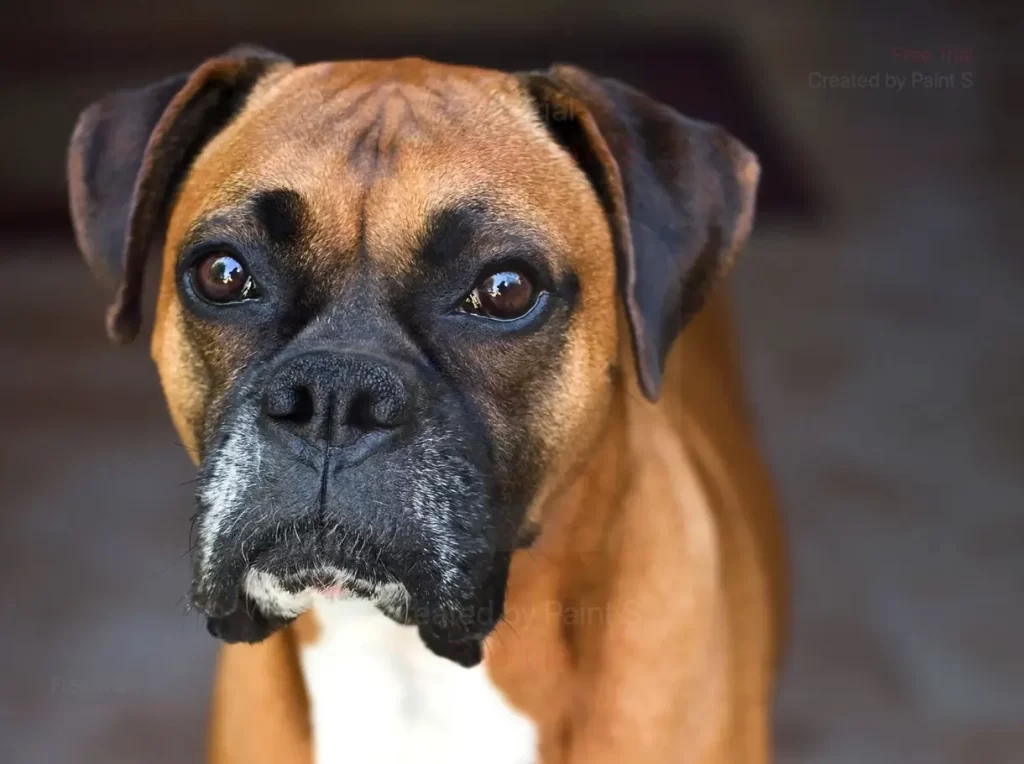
[346, 391, 379, 431]
[265, 384, 316, 426]
[344, 386, 408, 431]
[289, 386, 316, 425]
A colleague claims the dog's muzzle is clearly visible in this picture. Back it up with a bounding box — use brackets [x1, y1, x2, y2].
[189, 346, 512, 666]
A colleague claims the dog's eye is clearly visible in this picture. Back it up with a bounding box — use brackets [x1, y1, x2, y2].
[461, 270, 538, 320]
[191, 253, 260, 304]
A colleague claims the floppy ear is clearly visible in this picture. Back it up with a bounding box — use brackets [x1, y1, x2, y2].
[519, 65, 760, 400]
[67, 46, 291, 344]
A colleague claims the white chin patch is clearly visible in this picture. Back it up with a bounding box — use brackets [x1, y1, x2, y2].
[242, 568, 409, 621]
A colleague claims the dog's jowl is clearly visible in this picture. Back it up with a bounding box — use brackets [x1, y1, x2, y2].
[68, 49, 786, 763]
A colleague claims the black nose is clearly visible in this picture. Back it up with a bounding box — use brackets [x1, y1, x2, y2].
[262, 351, 414, 453]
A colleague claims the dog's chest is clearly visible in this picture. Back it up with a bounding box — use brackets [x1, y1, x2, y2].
[300, 599, 537, 764]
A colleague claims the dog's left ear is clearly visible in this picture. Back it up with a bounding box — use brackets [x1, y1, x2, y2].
[67, 46, 291, 343]
[519, 65, 760, 400]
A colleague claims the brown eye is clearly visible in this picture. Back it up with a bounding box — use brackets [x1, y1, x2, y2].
[191, 253, 259, 303]
[462, 270, 538, 320]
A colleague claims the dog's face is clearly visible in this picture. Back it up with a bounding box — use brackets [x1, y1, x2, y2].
[68, 50, 758, 665]
[156, 59, 621, 664]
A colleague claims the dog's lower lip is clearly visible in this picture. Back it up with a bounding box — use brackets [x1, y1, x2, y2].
[205, 593, 295, 644]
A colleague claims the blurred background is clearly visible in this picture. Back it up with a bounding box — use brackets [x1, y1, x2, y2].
[1, 1, 1021, 762]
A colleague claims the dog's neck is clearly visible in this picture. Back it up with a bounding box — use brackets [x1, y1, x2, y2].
[485, 368, 732, 761]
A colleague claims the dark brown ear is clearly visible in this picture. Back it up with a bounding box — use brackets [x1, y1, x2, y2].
[519, 65, 760, 400]
[67, 46, 291, 343]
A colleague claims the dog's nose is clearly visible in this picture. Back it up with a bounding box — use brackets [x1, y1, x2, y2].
[262, 351, 414, 453]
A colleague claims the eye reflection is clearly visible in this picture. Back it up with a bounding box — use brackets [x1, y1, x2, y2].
[462, 270, 537, 320]
[191, 253, 259, 303]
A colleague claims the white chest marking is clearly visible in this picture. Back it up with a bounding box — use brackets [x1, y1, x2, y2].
[300, 599, 538, 764]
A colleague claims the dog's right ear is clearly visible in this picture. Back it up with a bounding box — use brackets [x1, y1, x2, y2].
[67, 46, 291, 343]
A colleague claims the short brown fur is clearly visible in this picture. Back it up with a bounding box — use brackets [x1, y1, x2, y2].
[78, 56, 785, 763]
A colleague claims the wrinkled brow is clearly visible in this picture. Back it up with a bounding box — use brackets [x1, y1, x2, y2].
[181, 188, 308, 252]
[416, 201, 553, 269]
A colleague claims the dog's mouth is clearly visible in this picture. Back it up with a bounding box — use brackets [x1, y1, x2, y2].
[200, 562, 407, 646]
[197, 567, 500, 669]
[192, 518, 407, 625]
[190, 510, 509, 668]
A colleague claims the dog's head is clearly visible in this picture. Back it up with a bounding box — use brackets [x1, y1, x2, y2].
[67, 49, 758, 666]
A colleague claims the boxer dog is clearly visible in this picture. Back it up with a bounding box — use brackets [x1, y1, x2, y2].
[67, 47, 786, 763]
